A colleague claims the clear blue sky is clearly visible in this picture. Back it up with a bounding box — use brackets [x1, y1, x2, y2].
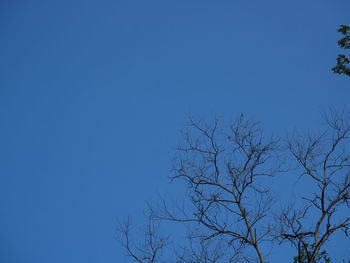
[1, 1, 349, 262]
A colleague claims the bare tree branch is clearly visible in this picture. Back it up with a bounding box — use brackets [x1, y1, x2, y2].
[278, 110, 350, 262]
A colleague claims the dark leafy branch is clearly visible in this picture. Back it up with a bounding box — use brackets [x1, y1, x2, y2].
[332, 25, 350, 77]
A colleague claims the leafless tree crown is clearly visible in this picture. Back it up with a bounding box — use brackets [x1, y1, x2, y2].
[278, 110, 350, 263]
[118, 111, 350, 263]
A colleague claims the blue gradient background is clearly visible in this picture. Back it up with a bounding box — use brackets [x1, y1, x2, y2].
[1, 0, 349, 262]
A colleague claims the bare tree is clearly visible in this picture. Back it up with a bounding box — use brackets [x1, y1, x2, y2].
[277, 110, 350, 263]
[161, 116, 282, 263]
[118, 111, 350, 263]
[120, 115, 281, 262]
